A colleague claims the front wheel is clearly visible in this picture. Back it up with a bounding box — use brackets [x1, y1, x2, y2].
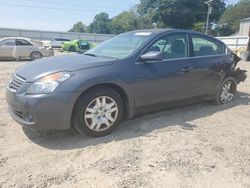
[72, 87, 124, 137]
[69, 46, 76, 52]
[30, 51, 42, 60]
[214, 77, 237, 105]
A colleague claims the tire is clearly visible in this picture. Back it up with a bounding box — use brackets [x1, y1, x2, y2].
[69, 46, 76, 52]
[72, 87, 124, 137]
[214, 77, 237, 105]
[30, 51, 42, 60]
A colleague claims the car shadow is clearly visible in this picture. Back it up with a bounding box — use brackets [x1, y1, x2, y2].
[23, 91, 250, 150]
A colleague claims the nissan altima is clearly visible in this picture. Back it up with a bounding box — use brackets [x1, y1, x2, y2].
[5, 29, 247, 137]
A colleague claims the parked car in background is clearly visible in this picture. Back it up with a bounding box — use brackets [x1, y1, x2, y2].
[0, 37, 54, 60]
[6, 29, 247, 137]
[50, 38, 71, 48]
[62, 39, 96, 52]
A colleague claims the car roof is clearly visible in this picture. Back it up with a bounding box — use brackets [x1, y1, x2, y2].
[131, 28, 173, 33]
[1, 37, 32, 41]
[128, 28, 221, 42]
[128, 28, 213, 35]
[131, 28, 202, 34]
[54, 37, 69, 39]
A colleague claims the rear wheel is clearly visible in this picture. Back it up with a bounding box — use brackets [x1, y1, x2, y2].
[72, 87, 124, 137]
[30, 51, 42, 60]
[69, 46, 76, 52]
[214, 77, 237, 105]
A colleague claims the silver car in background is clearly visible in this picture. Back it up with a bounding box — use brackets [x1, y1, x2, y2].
[0, 37, 54, 60]
[50, 38, 70, 48]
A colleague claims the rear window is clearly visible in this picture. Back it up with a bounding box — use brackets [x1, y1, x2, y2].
[191, 35, 225, 57]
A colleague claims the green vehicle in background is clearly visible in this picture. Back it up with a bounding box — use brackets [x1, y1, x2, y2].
[62, 39, 96, 52]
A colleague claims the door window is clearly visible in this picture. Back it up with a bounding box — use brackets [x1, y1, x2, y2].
[1, 39, 15, 46]
[78, 41, 89, 50]
[146, 34, 188, 60]
[191, 35, 224, 57]
[16, 39, 32, 46]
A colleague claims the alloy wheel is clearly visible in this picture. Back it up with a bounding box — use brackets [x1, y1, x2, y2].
[31, 52, 41, 60]
[220, 81, 235, 104]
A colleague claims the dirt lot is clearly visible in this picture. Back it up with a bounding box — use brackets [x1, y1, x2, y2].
[0, 56, 250, 188]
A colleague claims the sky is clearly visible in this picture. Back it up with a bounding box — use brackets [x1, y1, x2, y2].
[0, 0, 240, 31]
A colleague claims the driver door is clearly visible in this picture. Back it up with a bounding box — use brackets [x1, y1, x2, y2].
[134, 33, 196, 108]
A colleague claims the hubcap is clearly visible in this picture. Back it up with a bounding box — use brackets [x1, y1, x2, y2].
[84, 96, 119, 132]
[220, 81, 234, 104]
[32, 52, 41, 60]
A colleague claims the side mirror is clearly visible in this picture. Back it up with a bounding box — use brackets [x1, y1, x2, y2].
[140, 51, 165, 62]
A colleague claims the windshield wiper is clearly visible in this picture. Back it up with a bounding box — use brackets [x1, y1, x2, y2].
[84, 53, 117, 60]
[84, 53, 97, 57]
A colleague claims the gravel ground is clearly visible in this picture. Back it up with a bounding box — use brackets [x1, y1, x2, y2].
[0, 56, 250, 188]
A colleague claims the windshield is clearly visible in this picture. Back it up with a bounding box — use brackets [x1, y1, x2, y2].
[85, 32, 151, 59]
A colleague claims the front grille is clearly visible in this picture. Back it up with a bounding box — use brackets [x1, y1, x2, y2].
[9, 74, 26, 92]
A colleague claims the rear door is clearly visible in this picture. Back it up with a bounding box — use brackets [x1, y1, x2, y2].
[0, 39, 15, 58]
[188, 33, 229, 96]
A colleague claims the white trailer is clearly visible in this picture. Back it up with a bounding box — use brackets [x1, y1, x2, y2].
[216, 36, 249, 51]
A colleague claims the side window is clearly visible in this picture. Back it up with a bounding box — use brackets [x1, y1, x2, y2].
[2, 39, 15, 46]
[16, 39, 32, 46]
[78, 40, 89, 50]
[147, 34, 188, 60]
[191, 35, 224, 57]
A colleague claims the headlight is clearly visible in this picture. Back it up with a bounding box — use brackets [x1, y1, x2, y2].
[27, 72, 72, 94]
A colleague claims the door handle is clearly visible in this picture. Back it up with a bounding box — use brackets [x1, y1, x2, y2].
[182, 67, 193, 73]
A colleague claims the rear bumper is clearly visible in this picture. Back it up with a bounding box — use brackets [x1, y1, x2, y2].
[5, 88, 76, 130]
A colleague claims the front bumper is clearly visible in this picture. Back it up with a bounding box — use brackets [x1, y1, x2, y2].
[43, 49, 54, 57]
[49, 49, 54, 56]
[47, 49, 54, 56]
[230, 68, 247, 84]
[6, 88, 76, 130]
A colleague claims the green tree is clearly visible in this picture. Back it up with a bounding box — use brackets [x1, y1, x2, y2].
[137, 0, 226, 29]
[192, 22, 205, 33]
[220, 0, 250, 34]
[111, 9, 153, 34]
[68, 21, 86, 33]
[88, 12, 111, 34]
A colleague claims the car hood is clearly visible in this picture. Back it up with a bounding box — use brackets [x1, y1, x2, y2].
[16, 54, 114, 82]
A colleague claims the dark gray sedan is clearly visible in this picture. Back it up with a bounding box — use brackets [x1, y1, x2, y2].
[6, 29, 247, 137]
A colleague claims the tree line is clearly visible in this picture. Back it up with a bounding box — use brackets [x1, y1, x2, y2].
[69, 0, 250, 36]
